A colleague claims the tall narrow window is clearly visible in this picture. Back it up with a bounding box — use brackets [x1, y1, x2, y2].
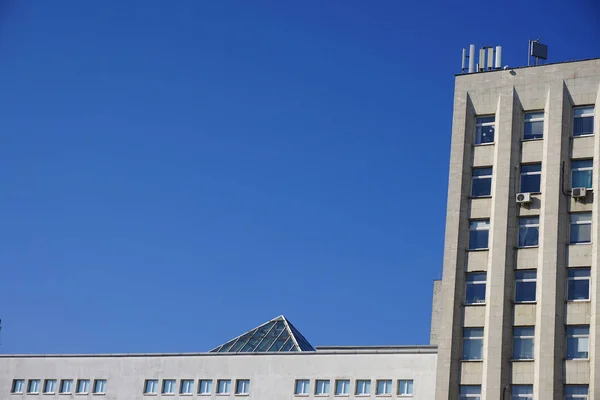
[295, 379, 309, 395]
[376, 380, 392, 395]
[515, 270, 536, 303]
[471, 167, 492, 197]
[398, 380, 413, 396]
[573, 107, 594, 137]
[462, 328, 484, 360]
[355, 380, 371, 395]
[469, 220, 490, 250]
[11, 380, 25, 394]
[315, 380, 330, 395]
[198, 380, 212, 395]
[520, 164, 542, 193]
[570, 213, 592, 244]
[568, 268, 591, 301]
[566, 325, 589, 359]
[335, 380, 350, 395]
[511, 385, 533, 400]
[217, 380, 231, 394]
[571, 159, 593, 189]
[44, 379, 57, 394]
[460, 385, 481, 400]
[475, 116, 495, 144]
[564, 385, 589, 400]
[235, 380, 250, 395]
[524, 112, 544, 140]
[465, 272, 486, 304]
[513, 327, 534, 360]
[518, 216, 539, 247]
[93, 379, 107, 394]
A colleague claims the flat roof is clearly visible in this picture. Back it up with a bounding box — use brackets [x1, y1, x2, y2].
[455, 56, 600, 77]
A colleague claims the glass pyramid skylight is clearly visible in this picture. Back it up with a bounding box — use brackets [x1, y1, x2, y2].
[210, 315, 315, 353]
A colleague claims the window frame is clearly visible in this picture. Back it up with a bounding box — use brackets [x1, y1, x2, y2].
[511, 384, 533, 400]
[233, 379, 250, 395]
[355, 380, 371, 396]
[471, 167, 493, 198]
[335, 379, 351, 395]
[295, 379, 310, 395]
[512, 327, 535, 360]
[571, 159, 593, 189]
[573, 106, 595, 137]
[198, 379, 213, 395]
[518, 216, 540, 248]
[462, 327, 484, 360]
[514, 270, 537, 303]
[28, 379, 41, 394]
[144, 379, 159, 394]
[564, 384, 589, 400]
[376, 380, 392, 395]
[475, 116, 495, 145]
[567, 268, 591, 302]
[520, 163, 542, 193]
[161, 379, 176, 395]
[217, 379, 232, 395]
[11, 379, 25, 394]
[398, 380, 413, 396]
[92, 379, 107, 394]
[43, 379, 57, 394]
[523, 111, 544, 140]
[460, 385, 481, 400]
[315, 380, 330, 396]
[468, 219, 490, 250]
[465, 272, 486, 305]
[76, 379, 91, 394]
[566, 325, 590, 360]
[570, 213, 592, 244]
[60, 379, 74, 394]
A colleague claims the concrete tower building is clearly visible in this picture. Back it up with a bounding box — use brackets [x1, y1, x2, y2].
[435, 55, 600, 400]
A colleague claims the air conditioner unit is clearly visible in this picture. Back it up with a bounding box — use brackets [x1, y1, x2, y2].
[516, 193, 532, 204]
[572, 187, 587, 199]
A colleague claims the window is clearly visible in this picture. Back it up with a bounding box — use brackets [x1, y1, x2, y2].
[198, 380, 212, 395]
[335, 379, 350, 395]
[475, 116, 495, 144]
[11, 379, 25, 394]
[463, 327, 484, 360]
[469, 220, 489, 250]
[471, 167, 492, 197]
[520, 164, 541, 193]
[513, 327, 534, 360]
[572, 159, 593, 189]
[144, 380, 159, 394]
[295, 380, 309, 395]
[93, 379, 107, 394]
[376, 380, 392, 395]
[28, 380, 41, 394]
[235, 379, 250, 395]
[60, 380, 73, 394]
[515, 270, 537, 303]
[77, 379, 90, 394]
[217, 380, 231, 394]
[162, 380, 176, 394]
[511, 385, 533, 400]
[518, 216, 539, 247]
[460, 385, 481, 400]
[567, 325, 589, 359]
[524, 112, 544, 140]
[465, 272, 486, 304]
[574, 107, 594, 137]
[398, 380, 413, 396]
[568, 268, 591, 301]
[44, 379, 57, 394]
[565, 385, 589, 400]
[570, 213, 592, 244]
[180, 380, 193, 395]
[315, 380, 330, 395]
[356, 380, 371, 395]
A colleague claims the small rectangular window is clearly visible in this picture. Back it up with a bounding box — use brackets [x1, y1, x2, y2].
[11, 379, 25, 394]
[471, 167, 492, 197]
[469, 220, 490, 250]
[475, 116, 495, 144]
[518, 216, 539, 247]
[217, 380, 231, 394]
[77, 379, 90, 394]
[568, 268, 591, 301]
[398, 380, 413, 396]
[295, 379, 310, 395]
[515, 270, 536, 303]
[462, 328, 484, 360]
[355, 380, 371, 395]
[565, 384, 589, 399]
[179, 379, 193, 394]
[162, 379, 176, 394]
[571, 159, 593, 189]
[93, 379, 107, 394]
[524, 112, 544, 140]
[567, 325, 589, 359]
[511, 385, 533, 400]
[198, 380, 212, 395]
[44, 379, 57, 394]
[465, 272, 486, 304]
[335, 379, 350, 395]
[513, 327, 534, 360]
[573, 107, 594, 137]
[60, 379, 73, 394]
[460, 385, 481, 400]
[28, 380, 41, 394]
[376, 380, 392, 395]
[315, 380, 330, 395]
[520, 164, 541, 193]
[570, 213, 592, 244]
[235, 379, 250, 395]
[144, 380, 159, 394]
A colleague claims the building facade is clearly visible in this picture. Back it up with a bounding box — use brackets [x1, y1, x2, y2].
[435, 58, 600, 400]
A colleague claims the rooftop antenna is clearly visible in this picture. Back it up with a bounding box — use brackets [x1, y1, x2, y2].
[528, 39, 548, 66]
[461, 44, 502, 74]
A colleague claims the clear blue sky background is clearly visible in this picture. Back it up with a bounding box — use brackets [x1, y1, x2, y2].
[0, 1, 598, 354]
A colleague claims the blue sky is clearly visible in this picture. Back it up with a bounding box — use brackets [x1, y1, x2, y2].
[0, 1, 598, 354]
